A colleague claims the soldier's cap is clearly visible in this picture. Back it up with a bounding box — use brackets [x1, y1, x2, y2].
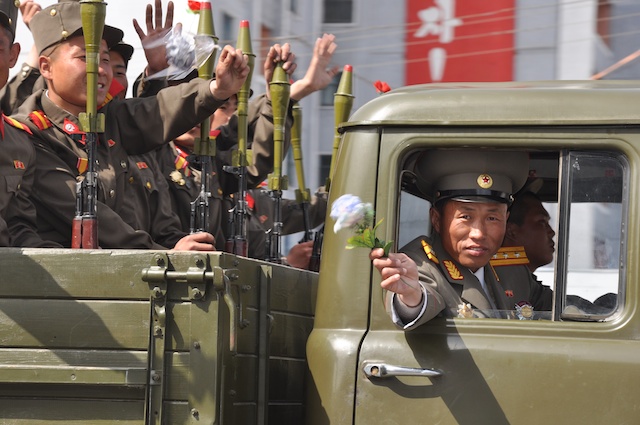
[30, 2, 123, 55]
[0, 0, 19, 42]
[413, 149, 529, 205]
[110, 41, 134, 65]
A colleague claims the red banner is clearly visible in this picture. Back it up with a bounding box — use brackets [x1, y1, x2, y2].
[405, 0, 514, 84]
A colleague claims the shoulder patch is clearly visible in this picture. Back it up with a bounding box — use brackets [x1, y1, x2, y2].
[490, 246, 530, 267]
[4, 115, 33, 135]
[421, 240, 439, 264]
[28, 110, 52, 131]
[443, 260, 463, 280]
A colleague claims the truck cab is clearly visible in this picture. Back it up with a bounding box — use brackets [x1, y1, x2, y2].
[309, 81, 638, 424]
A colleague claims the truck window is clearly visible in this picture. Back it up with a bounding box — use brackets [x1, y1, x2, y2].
[398, 148, 627, 322]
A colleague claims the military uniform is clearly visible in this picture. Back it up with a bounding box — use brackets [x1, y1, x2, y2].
[390, 235, 515, 329]
[155, 94, 293, 251]
[386, 149, 531, 329]
[0, 64, 45, 115]
[245, 187, 327, 260]
[13, 77, 225, 248]
[0, 0, 58, 247]
[491, 246, 554, 311]
[124, 151, 188, 248]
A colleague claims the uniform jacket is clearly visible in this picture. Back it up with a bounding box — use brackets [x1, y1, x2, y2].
[11, 78, 224, 248]
[155, 94, 293, 251]
[491, 246, 554, 311]
[245, 187, 327, 260]
[390, 234, 513, 329]
[0, 114, 58, 247]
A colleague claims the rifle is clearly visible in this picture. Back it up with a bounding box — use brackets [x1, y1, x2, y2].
[223, 20, 255, 256]
[265, 62, 290, 263]
[310, 65, 354, 270]
[72, 0, 106, 249]
[189, 0, 219, 234]
[290, 103, 313, 242]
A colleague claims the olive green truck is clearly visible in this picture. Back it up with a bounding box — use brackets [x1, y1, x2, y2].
[1, 81, 637, 424]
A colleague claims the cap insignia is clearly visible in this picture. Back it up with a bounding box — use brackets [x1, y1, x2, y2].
[477, 174, 493, 189]
[443, 260, 463, 280]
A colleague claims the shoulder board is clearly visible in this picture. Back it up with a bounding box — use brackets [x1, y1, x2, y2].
[421, 239, 439, 264]
[28, 110, 52, 131]
[490, 246, 530, 267]
[4, 115, 33, 135]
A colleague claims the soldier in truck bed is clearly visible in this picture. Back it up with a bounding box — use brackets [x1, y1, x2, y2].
[370, 149, 554, 329]
[9, 1, 249, 248]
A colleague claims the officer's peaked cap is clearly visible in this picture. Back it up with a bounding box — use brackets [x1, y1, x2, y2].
[414, 149, 529, 205]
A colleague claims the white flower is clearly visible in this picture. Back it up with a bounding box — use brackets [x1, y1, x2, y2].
[331, 194, 372, 233]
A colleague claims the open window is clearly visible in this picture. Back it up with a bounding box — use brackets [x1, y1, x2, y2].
[397, 148, 628, 322]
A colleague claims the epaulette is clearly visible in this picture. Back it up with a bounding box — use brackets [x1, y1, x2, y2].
[4, 115, 33, 135]
[421, 240, 439, 264]
[490, 246, 530, 267]
[28, 110, 52, 131]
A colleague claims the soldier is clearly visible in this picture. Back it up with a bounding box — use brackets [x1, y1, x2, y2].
[156, 34, 337, 252]
[10, 1, 248, 248]
[0, 0, 58, 247]
[370, 149, 544, 329]
[492, 189, 555, 310]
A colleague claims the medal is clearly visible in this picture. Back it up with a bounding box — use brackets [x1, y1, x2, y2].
[515, 301, 534, 320]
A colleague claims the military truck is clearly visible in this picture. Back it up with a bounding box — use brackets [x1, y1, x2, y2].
[1, 80, 638, 424]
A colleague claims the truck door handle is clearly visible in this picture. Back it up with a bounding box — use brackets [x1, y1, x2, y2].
[363, 363, 442, 378]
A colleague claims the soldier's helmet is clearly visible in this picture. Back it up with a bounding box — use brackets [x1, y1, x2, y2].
[30, 1, 123, 55]
[413, 149, 529, 206]
[0, 0, 19, 42]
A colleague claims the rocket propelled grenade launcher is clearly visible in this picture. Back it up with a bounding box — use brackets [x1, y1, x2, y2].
[326, 64, 354, 192]
[72, 0, 107, 249]
[189, 0, 218, 234]
[265, 62, 290, 263]
[291, 104, 313, 242]
[224, 20, 255, 256]
[311, 65, 354, 270]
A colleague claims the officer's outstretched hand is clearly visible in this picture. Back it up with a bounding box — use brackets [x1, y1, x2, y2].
[370, 248, 423, 308]
[171, 232, 216, 251]
[210, 45, 249, 101]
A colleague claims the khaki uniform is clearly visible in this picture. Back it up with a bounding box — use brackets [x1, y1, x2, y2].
[390, 235, 515, 329]
[155, 94, 293, 251]
[12, 78, 225, 248]
[125, 152, 188, 248]
[245, 188, 327, 260]
[0, 64, 45, 115]
[491, 246, 554, 311]
[0, 115, 58, 247]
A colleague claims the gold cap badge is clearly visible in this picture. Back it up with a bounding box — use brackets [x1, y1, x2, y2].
[477, 174, 493, 189]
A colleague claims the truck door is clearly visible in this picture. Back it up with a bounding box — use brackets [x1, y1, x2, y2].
[354, 143, 640, 424]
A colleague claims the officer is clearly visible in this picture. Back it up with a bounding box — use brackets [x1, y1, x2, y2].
[371, 149, 537, 329]
[11, 1, 248, 248]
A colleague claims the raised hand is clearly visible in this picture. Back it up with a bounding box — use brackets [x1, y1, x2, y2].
[133, 0, 174, 76]
[210, 45, 249, 101]
[291, 33, 339, 101]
